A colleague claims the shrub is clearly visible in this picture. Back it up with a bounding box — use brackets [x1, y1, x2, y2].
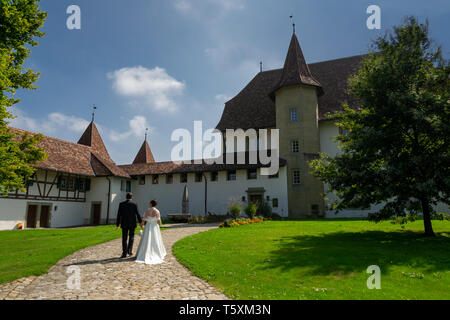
[228, 198, 243, 219]
[431, 212, 450, 221]
[260, 201, 272, 218]
[390, 214, 417, 225]
[244, 203, 258, 219]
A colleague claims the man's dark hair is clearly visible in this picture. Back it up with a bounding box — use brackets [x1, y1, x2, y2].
[126, 192, 133, 200]
[150, 200, 158, 207]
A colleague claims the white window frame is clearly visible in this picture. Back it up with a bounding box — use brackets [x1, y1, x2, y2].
[290, 108, 298, 122]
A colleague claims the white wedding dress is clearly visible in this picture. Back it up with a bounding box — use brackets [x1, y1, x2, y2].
[136, 207, 166, 265]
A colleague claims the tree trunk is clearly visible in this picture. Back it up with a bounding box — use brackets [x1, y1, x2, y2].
[420, 197, 435, 237]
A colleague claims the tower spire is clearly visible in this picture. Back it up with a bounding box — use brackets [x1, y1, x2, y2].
[91, 105, 97, 122]
[290, 15, 295, 34]
[145, 128, 148, 141]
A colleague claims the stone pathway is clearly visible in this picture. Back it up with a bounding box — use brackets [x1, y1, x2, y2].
[0, 224, 229, 300]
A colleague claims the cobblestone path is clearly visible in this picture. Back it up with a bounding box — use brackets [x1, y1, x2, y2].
[0, 224, 229, 300]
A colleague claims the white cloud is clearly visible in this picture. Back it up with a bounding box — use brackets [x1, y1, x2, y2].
[107, 66, 185, 113]
[215, 94, 231, 104]
[107, 115, 152, 142]
[9, 108, 90, 135]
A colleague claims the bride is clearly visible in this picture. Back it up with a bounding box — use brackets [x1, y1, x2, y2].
[136, 200, 166, 265]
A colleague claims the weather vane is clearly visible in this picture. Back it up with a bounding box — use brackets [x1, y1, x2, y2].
[290, 15, 295, 34]
[91, 105, 97, 122]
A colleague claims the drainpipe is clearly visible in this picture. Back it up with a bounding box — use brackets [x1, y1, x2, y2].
[202, 173, 208, 216]
[106, 176, 111, 225]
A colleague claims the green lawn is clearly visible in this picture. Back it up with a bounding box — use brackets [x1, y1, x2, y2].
[0, 225, 167, 285]
[173, 220, 450, 300]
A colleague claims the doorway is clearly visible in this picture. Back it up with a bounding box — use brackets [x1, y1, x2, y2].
[92, 203, 102, 225]
[40, 205, 51, 228]
[26, 204, 38, 228]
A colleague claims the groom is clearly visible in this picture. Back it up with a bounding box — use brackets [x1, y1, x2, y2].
[116, 192, 142, 258]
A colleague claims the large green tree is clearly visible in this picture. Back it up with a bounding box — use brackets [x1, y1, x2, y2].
[311, 17, 450, 236]
[0, 0, 47, 194]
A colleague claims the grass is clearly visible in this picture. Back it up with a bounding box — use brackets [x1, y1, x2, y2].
[173, 219, 450, 300]
[0, 225, 168, 285]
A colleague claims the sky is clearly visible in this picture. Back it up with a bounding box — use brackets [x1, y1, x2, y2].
[10, 0, 450, 164]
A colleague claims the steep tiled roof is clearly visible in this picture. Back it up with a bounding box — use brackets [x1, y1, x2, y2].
[119, 153, 287, 176]
[133, 140, 155, 164]
[216, 55, 365, 131]
[77, 121, 113, 162]
[9, 127, 130, 178]
[270, 33, 322, 98]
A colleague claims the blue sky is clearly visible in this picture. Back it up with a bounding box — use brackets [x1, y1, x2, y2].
[11, 0, 450, 164]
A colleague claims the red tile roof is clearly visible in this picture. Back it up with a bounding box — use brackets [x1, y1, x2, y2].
[132, 140, 155, 164]
[9, 126, 130, 178]
[77, 122, 113, 162]
[120, 153, 287, 176]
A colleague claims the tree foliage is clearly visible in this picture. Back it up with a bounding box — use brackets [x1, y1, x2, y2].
[0, 0, 47, 194]
[311, 17, 450, 236]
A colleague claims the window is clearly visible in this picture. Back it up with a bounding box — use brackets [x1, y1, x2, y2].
[59, 177, 73, 191]
[269, 172, 279, 179]
[242, 196, 246, 202]
[290, 108, 298, 122]
[195, 173, 202, 182]
[227, 170, 236, 181]
[247, 169, 257, 180]
[291, 140, 299, 153]
[180, 173, 188, 183]
[126, 181, 131, 192]
[211, 171, 218, 182]
[77, 179, 86, 191]
[152, 175, 159, 184]
[66, 177, 75, 190]
[120, 180, 125, 191]
[138, 176, 145, 185]
[293, 170, 301, 185]
[272, 198, 279, 208]
[166, 174, 173, 184]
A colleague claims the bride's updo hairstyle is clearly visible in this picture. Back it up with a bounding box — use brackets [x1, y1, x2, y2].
[150, 200, 158, 207]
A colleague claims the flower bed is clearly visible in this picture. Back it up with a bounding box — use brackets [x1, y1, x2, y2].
[219, 217, 270, 228]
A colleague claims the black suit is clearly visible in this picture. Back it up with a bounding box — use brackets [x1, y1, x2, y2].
[116, 200, 142, 255]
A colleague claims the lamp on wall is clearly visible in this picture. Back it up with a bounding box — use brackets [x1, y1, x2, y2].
[54, 205, 58, 212]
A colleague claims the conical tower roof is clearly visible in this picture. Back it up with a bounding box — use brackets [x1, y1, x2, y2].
[270, 33, 323, 98]
[132, 140, 155, 164]
[77, 121, 113, 162]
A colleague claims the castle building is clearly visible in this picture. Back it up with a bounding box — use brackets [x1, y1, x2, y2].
[2, 32, 447, 230]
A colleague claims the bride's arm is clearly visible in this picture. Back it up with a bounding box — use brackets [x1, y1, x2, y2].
[157, 210, 162, 226]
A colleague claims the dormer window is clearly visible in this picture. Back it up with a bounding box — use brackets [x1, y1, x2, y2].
[290, 108, 298, 122]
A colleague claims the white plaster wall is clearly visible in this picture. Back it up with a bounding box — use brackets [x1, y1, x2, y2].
[319, 121, 450, 217]
[320, 121, 387, 218]
[0, 175, 124, 230]
[131, 166, 289, 218]
[108, 177, 129, 224]
[0, 198, 89, 230]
